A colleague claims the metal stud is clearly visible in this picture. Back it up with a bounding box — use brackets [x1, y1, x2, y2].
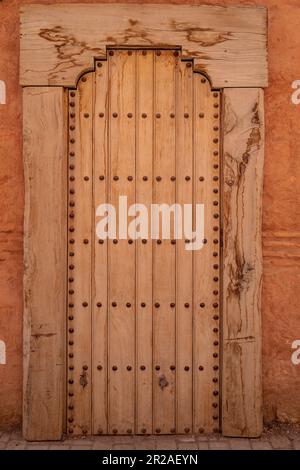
[83, 365, 88, 370]
[109, 51, 114, 56]
[140, 365, 146, 371]
[186, 62, 192, 68]
[213, 252, 218, 257]
[156, 428, 161, 434]
[184, 113, 189, 118]
[142, 51, 147, 56]
[141, 302, 146, 308]
[199, 427, 204, 434]
[82, 77, 87, 82]
[128, 51, 133, 56]
[184, 303, 189, 308]
[199, 176, 205, 181]
[99, 112, 104, 118]
[84, 176, 89, 181]
[171, 240, 176, 245]
[213, 328, 219, 333]
[142, 113, 147, 119]
[98, 239, 104, 244]
[170, 113, 175, 118]
[113, 239, 118, 244]
[201, 78, 206, 83]
[112, 302, 117, 307]
[97, 302, 102, 308]
[155, 365, 160, 371]
[69, 151, 75, 157]
[214, 113, 219, 119]
[200, 303, 205, 308]
[68, 379, 74, 384]
[126, 302, 131, 308]
[127, 366, 132, 371]
[156, 51, 161, 56]
[112, 366, 118, 371]
[156, 113, 161, 119]
[199, 366, 204, 371]
[157, 239, 162, 244]
[97, 62, 102, 68]
[142, 239, 147, 244]
[170, 302, 175, 308]
[185, 176, 191, 181]
[82, 302, 88, 307]
[143, 176, 148, 181]
[83, 239, 89, 244]
[213, 315, 219, 321]
[112, 112, 118, 118]
[170, 427, 176, 433]
[170, 365, 176, 371]
[128, 239, 133, 244]
[214, 340, 219, 346]
[174, 51, 179, 57]
[213, 353, 218, 358]
[113, 175, 119, 181]
[127, 113, 133, 118]
[199, 113, 204, 118]
[69, 102, 75, 108]
[185, 427, 190, 433]
[97, 365, 102, 370]
[170, 176, 176, 181]
[213, 92, 218, 98]
[214, 103, 219, 108]
[213, 390, 219, 396]
[214, 151, 219, 156]
[213, 138, 219, 144]
[141, 428, 147, 433]
[184, 366, 190, 371]
[69, 328, 74, 333]
[84, 113, 89, 118]
[155, 302, 160, 308]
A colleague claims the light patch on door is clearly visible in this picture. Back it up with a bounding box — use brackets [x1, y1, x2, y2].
[291, 80, 300, 105]
[0, 340, 6, 364]
[291, 340, 300, 365]
[0, 80, 6, 105]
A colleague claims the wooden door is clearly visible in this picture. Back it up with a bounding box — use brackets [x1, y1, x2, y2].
[67, 49, 220, 436]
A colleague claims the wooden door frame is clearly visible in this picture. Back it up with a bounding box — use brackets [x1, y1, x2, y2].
[21, 4, 267, 440]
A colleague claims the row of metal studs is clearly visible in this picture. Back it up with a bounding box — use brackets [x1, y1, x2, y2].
[68, 87, 77, 435]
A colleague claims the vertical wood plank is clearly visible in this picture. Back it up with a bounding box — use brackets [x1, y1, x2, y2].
[23, 87, 67, 440]
[67, 74, 94, 435]
[222, 88, 264, 437]
[92, 60, 109, 434]
[136, 50, 154, 435]
[108, 50, 136, 434]
[153, 50, 176, 434]
[175, 59, 194, 434]
[193, 76, 221, 433]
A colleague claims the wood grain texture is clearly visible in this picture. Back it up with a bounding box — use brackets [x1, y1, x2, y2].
[222, 88, 264, 437]
[20, 4, 267, 88]
[23, 87, 67, 440]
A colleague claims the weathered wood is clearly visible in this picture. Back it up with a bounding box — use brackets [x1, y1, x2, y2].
[222, 88, 264, 437]
[153, 50, 176, 434]
[136, 50, 154, 435]
[108, 51, 136, 434]
[175, 59, 193, 434]
[92, 60, 109, 435]
[193, 76, 220, 433]
[20, 4, 267, 88]
[23, 87, 67, 440]
[67, 75, 94, 435]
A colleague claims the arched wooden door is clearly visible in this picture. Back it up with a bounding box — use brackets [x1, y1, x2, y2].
[67, 49, 220, 436]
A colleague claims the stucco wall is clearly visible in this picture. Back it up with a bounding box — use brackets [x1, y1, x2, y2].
[0, 0, 299, 429]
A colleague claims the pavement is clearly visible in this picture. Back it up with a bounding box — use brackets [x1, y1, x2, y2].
[1, 426, 300, 450]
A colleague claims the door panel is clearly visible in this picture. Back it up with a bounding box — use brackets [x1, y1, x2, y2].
[67, 49, 220, 436]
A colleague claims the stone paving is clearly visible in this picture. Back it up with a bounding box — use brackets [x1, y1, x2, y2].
[1, 427, 300, 450]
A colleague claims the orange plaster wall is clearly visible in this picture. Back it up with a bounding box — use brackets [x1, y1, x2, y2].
[0, 0, 299, 429]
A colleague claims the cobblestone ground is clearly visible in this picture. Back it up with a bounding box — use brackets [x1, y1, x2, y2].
[1, 426, 300, 450]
